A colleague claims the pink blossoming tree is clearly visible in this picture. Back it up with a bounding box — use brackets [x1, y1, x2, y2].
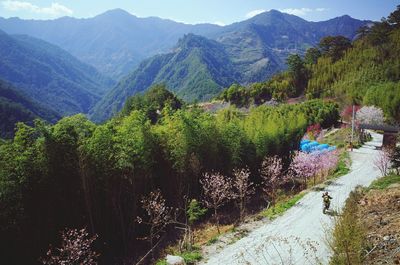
[136, 189, 172, 261]
[356, 106, 384, 125]
[232, 168, 255, 223]
[315, 150, 339, 180]
[260, 155, 284, 207]
[41, 228, 99, 265]
[374, 148, 392, 176]
[290, 151, 319, 187]
[200, 172, 234, 233]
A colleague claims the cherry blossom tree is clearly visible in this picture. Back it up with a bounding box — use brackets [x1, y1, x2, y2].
[232, 168, 255, 223]
[374, 148, 392, 176]
[200, 172, 234, 233]
[315, 150, 339, 180]
[136, 189, 172, 260]
[290, 151, 319, 187]
[41, 228, 99, 265]
[260, 155, 283, 207]
[356, 106, 384, 125]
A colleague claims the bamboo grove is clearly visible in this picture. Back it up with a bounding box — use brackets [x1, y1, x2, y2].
[0, 93, 338, 264]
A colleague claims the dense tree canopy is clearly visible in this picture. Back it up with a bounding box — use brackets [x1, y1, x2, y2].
[0, 99, 338, 264]
[306, 6, 400, 123]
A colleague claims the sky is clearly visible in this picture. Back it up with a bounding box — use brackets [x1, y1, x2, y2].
[0, 0, 398, 25]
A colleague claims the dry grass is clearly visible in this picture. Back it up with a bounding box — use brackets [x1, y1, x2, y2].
[328, 174, 400, 265]
[359, 184, 400, 265]
[193, 223, 234, 246]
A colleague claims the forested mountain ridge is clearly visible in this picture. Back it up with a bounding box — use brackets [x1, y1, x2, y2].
[0, 9, 369, 81]
[216, 7, 400, 124]
[90, 34, 239, 122]
[88, 10, 369, 121]
[306, 9, 400, 123]
[0, 79, 59, 138]
[0, 30, 114, 116]
[0, 9, 222, 79]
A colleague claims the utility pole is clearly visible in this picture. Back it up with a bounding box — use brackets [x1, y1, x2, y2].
[350, 105, 355, 151]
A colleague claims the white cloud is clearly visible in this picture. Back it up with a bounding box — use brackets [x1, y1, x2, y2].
[2, 1, 73, 17]
[279, 7, 327, 16]
[245, 9, 266, 19]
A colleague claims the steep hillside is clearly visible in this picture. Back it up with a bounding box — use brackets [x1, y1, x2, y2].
[0, 9, 368, 80]
[0, 79, 59, 138]
[91, 34, 237, 122]
[306, 8, 400, 122]
[0, 30, 114, 115]
[212, 11, 370, 82]
[0, 9, 221, 79]
[89, 10, 368, 121]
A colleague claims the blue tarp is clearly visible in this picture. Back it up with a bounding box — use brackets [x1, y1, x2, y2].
[300, 139, 311, 146]
[300, 140, 336, 153]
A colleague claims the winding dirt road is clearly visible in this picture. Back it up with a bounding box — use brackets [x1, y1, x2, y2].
[200, 131, 383, 265]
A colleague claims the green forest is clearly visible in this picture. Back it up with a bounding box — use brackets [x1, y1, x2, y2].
[1, 5, 399, 265]
[0, 88, 338, 263]
[218, 6, 400, 124]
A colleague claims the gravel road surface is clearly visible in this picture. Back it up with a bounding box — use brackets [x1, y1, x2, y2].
[200, 131, 383, 265]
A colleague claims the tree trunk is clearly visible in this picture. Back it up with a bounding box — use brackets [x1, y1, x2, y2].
[150, 226, 154, 262]
[214, 207, 220, 234]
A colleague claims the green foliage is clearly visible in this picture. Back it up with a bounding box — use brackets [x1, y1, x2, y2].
[331, 151, 351, 178]
[157, 250, 202, 265]
[363, 82, 400, 122]
[0, 79, 59, 138]
[181, 250, 202, 264]
[368, 174, 400, 190]
[0, 30, 114, 116]
[319, 35, 352, 61]
[218, 52, 312, 106]
[0, 99, 338, 263]
[91, 34, 237, 122]
[286, 54, 309, 95]
[260, 192, 306, 220]
[187, 199, 207, 224]
[304, 47, 321, 65]
[92, 13, 367, 122]
[329, 191, 364, 265]
[155, 259, 168, 265]
[120, 84, 182, 123]
[391, 146, 400, 174]
[218, 84, 248, 106]
[206, 236, 219, 245]
[306, 6, 400, 123]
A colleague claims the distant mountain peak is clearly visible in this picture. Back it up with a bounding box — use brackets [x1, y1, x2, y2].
[341, 14, 352, 18]
[95, 8, 135, 18]
[268, 9, 283, 14]
[178, 33, 211, 46]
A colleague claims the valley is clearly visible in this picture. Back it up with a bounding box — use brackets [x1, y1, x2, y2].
[0, 3, 399, 265]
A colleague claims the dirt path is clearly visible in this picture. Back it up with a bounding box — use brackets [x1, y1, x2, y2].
[200, 131, 383, 265]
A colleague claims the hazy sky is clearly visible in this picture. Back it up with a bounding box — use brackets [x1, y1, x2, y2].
[0, 0, 398, 24]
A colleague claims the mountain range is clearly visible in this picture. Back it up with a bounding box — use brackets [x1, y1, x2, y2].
[0, 9, 371, 123]
[0, 79, 59, 137]
[0, 29, 114, 116]
[0, 9, 369, 80]
[90, 10, 370, 121]
[0, 9, 221, 79]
